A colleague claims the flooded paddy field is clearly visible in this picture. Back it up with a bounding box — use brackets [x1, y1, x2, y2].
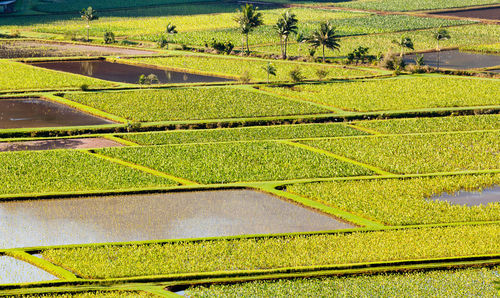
[0, 98, 114, 129]
[29, 60, 235, 84]
[0, 190, 353, 248]
[0, 138, 123, 152]
[0, 256, 57, 284]
[431, 186, 499, 206]
[404, 49, 500, 70]
[430, 6, 500, 21]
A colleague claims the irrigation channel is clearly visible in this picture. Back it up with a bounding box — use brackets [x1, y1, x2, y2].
[404, 50, 500, 70]
[29, 60, 235, 84]
[0, 98, 114, 129]
[0, 138, 123, 151]
[430, 186, 499, 206]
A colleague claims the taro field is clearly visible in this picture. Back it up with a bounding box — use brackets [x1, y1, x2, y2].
[0, 0, 499, 296]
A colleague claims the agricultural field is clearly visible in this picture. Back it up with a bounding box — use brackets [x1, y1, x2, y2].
[0, 0, 498, 296]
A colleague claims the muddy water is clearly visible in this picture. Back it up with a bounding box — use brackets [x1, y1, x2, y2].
[0, 256, 57, 284]
[0, 137, 123, 152]
[431, 186, 499, 206]
[0, 190, 353, 248]
[431, 7, 500, 20]
[29, 60, 234, 84]
[0, 98, 114, 129]
[404, 50, 500, 70]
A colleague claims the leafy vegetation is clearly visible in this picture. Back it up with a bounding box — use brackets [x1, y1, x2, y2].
[288, 174, 500, 225]
[0, 150, 175, 195]
[98, 141, 373, 183]
[260, 76, 500, 112]
[461, 42, 500, 54]
[64, 88, 329, 122]
[42, 224, 500, 278]
[299, 131, 500, 174]
[355, 114, 500, 134]
[20, 291, 154, 298]
[121, 123, 367, 145]
[186, 267, 500, 297]
[334, 0, 500, 12]
[0, 61, 112, 91]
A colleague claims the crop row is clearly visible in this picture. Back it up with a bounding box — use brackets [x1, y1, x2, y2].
[122, 123, 367, 145]
[332, 0, 500, 12]
[63, 87, 330, 122]
[0, 61, 111, 91]
[19, 292, 154, 297]
[461, 42, 500, 54]
[42, 224, 500, 279]
[125, 56, 372, 82]
[354, 114, 500, 134]
[98, 141, 373, 184]
[186, 266, 499, 297]
[299, 130, 500, 174]
[260, 76, 500, 112]
[0, 150, 175, 195]
[288, 173, 500, 225]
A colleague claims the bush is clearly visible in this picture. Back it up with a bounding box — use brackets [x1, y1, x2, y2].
[347, 46, 375, 64]
[315, 68, 329, 80]
[239, 70, 251, 83]
[381, 52, 405, 71]
[209, 39, 234, 55]
[80, 84, 89, 91]
[138, 74, 159, 85]
[289, 67, 304, 82]
[103, 31, 115, 44]
[156, 34, 168, 48]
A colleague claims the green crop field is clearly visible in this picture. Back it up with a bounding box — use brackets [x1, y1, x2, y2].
[332, 0, 500, 12]
[19, 291, 154, 298]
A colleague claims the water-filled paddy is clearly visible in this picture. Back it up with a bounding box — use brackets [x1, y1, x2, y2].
[404, 50, 500, 70]
[29, 60, 234, 84]
[0, 98, 114, 129]
[0, 138, 123, 152]
[0, 256, 57, 284]
[431, 186, 499, 206]
[0, 190, 353, 248]
[430, 7, 500, 21]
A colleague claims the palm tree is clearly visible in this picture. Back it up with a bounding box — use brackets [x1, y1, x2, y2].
[307, 21, 340, 63]
[275, 10, 298, 59]
[392, 35, 414, 57]
[233, 4, 263, 55]
[295, 31, 306, 57]
[165, 22, 178, 50]
[81, 6, 98, 42]
[433, 27, 450, 69]
[262, 62, 277, 83]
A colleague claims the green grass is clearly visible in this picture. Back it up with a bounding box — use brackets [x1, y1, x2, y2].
[42, 224, 500, 278]
[354, 114, 500, 134]
[0, 61, 112, 91]
[333, 0, 500, 12]
[288, 174, 500, 225]
[121, 123, 368, 145]
[186, 267, 500, 297]
[98, 141, 374, 184]
[125, 56, 372, 82]
[299, 131, 500, 174]
[63, 88, 329, 122]
[260, 76, 500, 112]
[19, 291, 154, 298]
[0, 150, 175, 195]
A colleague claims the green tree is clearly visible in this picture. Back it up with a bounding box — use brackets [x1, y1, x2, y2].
[262, 62, 277, 83]
[433, 27, 450, 69]
[392, 35, 414, 57]
[307, 21, 340, 63]
[275, 10, 299, 59]
[164, 22, 178, 50]
[233, 4, 263, 55]
[295, 31, 306, 57]
[80, 6, 98, 42]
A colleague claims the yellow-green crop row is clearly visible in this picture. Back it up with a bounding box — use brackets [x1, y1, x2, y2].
[0, 150, 175, 195]
[19, 291, 155, 298]
[354, 114, 500, 134]
[260, 76, 500, 112]
[298, 130, 500, 174]
[42, 224, 500, 279]
[333, 0, 500, 11]
[461, 42, 500, 54]
[98, 141, 373, 184]
[63, 88, 330, 122]
[186, 266, 500, 297]
[288, 173, 500, 225]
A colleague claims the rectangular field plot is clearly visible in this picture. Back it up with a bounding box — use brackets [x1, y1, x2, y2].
[287, 173, 500, 225]
[299, 131, 500, 174]
[41, 224, 500, 278]
[0, 138, 123, 152]
[0, 256, 57, 284]
[334, 0, 499, 12]
[354, 114, 500, 134]
[121, 123, 368, 145]
[0, 190, 352, 248]
[0, 98, 114, 129]
[260, 76, 500, 112]
[0, 150, 175, 195]
[431, 6, 500, 21]
[63, 88, 330, 122]
[98, 141, 374, 184]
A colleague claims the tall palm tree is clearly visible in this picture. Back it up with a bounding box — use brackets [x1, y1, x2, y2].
[433, 27, 450, 69]
[275, 10, 298, 59]
[233, 4, 263, 55]
[165, 22, 178, 50]
[392, 35, 414, 57]
[295, 31, 306, 57]
[307, 21, 340, 63]
[81, 6, 98, 42]
[262, 62, 277, 83]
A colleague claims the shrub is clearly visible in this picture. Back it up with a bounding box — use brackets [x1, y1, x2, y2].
[209, 38, 234, 55]
[138, 74, 159, 85]
[239, 70, 251, 83]
[80, 83, 89, 91]
[103, 31, 115, 44]
[315, 68, 329, 80]
[289, 67, 304, 82]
